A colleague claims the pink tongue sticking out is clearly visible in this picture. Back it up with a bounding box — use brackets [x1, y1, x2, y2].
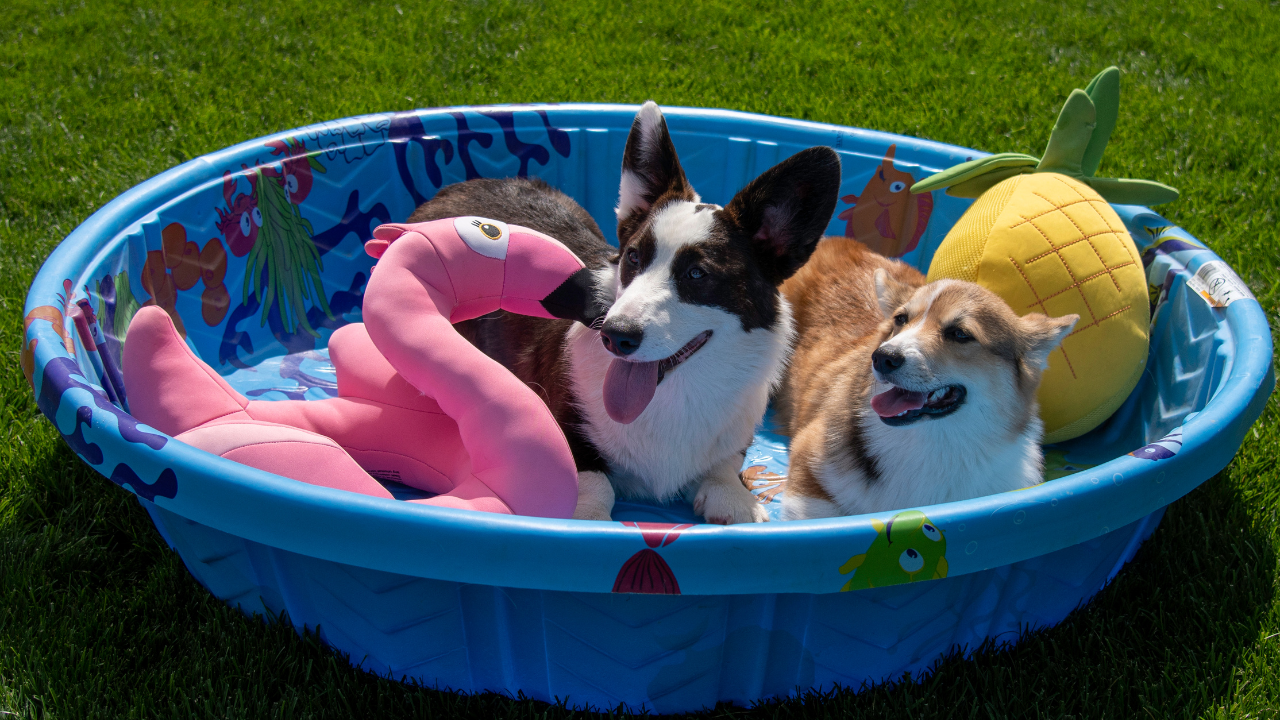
[604, 359, 661, 424]
[871, 387, 928, 418]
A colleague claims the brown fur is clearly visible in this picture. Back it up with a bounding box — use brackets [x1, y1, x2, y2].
[408, 177, 613, 473]
[776, 238, 926, 502]
[777, 237, 1077, 515]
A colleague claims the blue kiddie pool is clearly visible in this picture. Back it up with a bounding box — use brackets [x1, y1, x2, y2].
[23, 105, 1274, 713]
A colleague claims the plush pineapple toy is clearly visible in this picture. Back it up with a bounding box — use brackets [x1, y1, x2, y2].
[912, 67, 1178, 443]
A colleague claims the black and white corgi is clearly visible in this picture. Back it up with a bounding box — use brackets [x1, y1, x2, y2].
[410, 102, 841, 523]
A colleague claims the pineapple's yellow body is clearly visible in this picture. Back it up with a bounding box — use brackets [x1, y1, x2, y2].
[927, 172, 1149, 442]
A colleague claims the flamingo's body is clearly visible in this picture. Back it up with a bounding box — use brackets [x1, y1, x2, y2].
[124, 217, 599, 518]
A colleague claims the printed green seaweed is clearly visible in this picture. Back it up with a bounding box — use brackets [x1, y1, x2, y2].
[243, 166, 332, 337]
[110, 269, 140, 345]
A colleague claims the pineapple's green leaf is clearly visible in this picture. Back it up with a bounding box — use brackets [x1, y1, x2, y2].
[307, 154, 327, 173]
[1085, 177, 1180, 206]
[1082, 67, 1120, 178]
[1038, 89, 1096, 177]
[944, 166, 1034, 198]
[910, 153, 1039, 194]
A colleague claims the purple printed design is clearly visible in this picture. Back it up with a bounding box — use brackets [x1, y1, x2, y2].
[1130, 427, 1183, 461]
[450, 112, 495, 181]
[390, 112, 455, 205]
[108, 464, 178, 502]
[37, 356, 168, 454]
[480, 110, 573, 177]
[32, 352, 177, 500]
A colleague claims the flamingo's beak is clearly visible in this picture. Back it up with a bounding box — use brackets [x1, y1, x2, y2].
[540, 266, 609, 327]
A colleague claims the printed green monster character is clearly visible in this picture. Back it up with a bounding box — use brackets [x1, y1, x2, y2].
[839, 510, 948, 591]
[1042, 448, 1097, 481]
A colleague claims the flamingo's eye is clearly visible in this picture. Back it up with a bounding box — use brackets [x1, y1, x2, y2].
[455, 216, 510, 260]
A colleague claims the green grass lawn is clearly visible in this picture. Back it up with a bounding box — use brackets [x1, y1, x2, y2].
[2, 0, 1279, 717]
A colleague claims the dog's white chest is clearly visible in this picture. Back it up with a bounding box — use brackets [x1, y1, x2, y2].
[565, 322, 785, 502]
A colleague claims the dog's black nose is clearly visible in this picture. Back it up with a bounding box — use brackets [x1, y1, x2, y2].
[601, 323, 644, 356]
[872, 347, 904, 374]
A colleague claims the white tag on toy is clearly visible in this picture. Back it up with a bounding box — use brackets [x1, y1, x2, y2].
[1185, 260, 1254, 308]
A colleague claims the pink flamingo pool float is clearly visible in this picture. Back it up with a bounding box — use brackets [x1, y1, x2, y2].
[123, 217, 599, 518]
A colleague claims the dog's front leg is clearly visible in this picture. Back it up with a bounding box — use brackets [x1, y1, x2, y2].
[572, 470, 616, 521]
[693, 456, 769, 524]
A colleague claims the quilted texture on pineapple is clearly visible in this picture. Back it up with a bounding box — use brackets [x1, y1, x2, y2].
[928, 172, 1150, 442]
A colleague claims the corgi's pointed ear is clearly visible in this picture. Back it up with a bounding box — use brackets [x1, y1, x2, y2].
[725, 146, 842, 285]
[875, 269, 913, 319]
[616, 102, 696, 243]
[1020, 313, 1079, 370]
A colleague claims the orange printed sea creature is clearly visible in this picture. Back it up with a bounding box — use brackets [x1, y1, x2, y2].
[140, 223, 231, 336]
[837, 144, 933, 257]
[22, 304, 74, 386]
[740, 464, 787, 504]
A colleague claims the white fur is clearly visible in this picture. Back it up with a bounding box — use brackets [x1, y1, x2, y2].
[780, 492, 841, 521]
[616, 170, 648, 221]
[605, 203, 720, 361]
[573, 200, 792, 505]
[615, 102, 699, 222]
[572, 470, 616, 521]
[815, 410, 1043, 517]
[785, 279, 1049, 520]
[567, 298, 792, 505]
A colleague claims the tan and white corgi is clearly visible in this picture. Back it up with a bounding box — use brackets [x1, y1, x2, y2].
[776, 238, 1078, 519]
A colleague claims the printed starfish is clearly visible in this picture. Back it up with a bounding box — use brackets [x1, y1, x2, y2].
[911, 67, 1179, 206]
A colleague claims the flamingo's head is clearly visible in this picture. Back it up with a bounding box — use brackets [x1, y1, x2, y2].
[366, 217, 610, 327]
[480, 217, 611, 327]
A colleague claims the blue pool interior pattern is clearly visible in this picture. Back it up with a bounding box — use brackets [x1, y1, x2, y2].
[23, 105, 1274, 712]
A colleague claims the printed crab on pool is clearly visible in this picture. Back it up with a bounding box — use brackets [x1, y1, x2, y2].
[24, 105, 1273, 714]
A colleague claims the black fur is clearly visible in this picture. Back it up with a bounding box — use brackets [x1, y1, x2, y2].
[618, 146, 843, 333]
[846, 414, 884, 486]
[616, 106, 698, 246]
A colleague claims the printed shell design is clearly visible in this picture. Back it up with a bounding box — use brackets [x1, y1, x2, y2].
[613, 522, 693, 595]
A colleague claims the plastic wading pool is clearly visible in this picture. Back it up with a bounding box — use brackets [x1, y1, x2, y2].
[23, 105, 1274, 713]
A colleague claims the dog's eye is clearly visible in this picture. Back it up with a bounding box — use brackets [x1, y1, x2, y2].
[627, 249, 640, 266]
[899, 548, 924, 573]
[893, 313, 908, 326]
[687, 266, 706, 280]
[944, 326, 973, 343]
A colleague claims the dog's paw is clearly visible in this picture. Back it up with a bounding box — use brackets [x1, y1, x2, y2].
[573, 470, 615, 521]
[693, 482, 769, 525]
